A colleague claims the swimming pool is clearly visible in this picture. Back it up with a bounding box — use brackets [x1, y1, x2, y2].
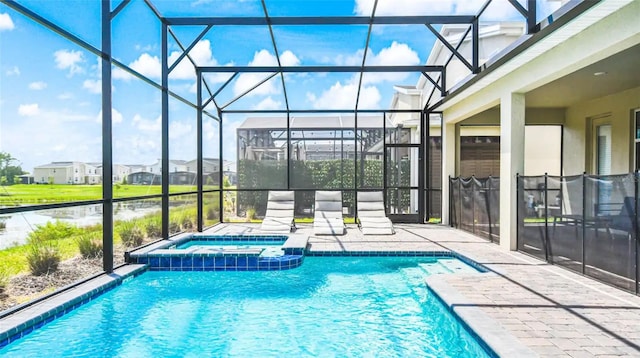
[0, 256, 494, 357]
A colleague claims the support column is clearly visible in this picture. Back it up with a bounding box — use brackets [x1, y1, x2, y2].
[161, 23, 169, 239]
[499, 92, 525, 251]
[101, 0, 113, 272]
[441, 121, 456, 225]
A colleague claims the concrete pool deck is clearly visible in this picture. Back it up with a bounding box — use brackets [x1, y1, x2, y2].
[209, 223, 640, 357]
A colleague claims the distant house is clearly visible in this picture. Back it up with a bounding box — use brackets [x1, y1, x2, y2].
[223, 160, 236, 185]
[147, 159, 189, 174]
[127, 171, 161, 185]
[18, 174, 33, 184]
[91, 163, 131, 183]
[33, 162, 91, 184]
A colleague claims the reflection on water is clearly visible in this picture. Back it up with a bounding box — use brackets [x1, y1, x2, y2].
[0, 202, 161, 250]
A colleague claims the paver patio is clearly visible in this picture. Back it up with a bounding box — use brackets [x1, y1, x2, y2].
[210, 223, 640, 357]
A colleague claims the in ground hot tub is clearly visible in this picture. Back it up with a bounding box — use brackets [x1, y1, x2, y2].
[128, 234, 308, 271]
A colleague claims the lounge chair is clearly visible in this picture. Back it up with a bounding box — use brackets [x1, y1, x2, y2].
[357, 191, 395, 235]
[314, 191, 346, 235]
[260, 191, 295, 233]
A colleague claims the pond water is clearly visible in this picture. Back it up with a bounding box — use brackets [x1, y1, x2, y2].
[0, 203, 162, 250]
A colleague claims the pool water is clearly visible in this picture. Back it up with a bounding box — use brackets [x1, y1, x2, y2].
[1, 257, 492, 357]
[175, 240, 285, 249]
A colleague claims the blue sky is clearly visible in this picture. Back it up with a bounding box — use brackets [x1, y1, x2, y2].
[0, 0, 561, 173]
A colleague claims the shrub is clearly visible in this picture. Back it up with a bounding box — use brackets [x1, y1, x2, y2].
[0, 267, 9, 293]
[206, 206, 217, 220]
[28, 221, 80, 242]
[181, 216, 194, 230]
[169, 220, 181, 234]
[145, 217, 162, 239]
[246, 207, 256, 221]
[76, 232, 103, 259]
[118, 221, 145, 247]
[27, 243, 61, 276]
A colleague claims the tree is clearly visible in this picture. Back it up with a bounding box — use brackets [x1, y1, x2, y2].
[0, 152, 25, 185]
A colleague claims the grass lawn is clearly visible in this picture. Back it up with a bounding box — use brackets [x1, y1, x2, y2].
[0, 184, 219, 204]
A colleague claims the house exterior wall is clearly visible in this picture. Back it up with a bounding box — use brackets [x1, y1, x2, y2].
[33, 167, 69, 184]
[564, 85, 640, 176]
[113, 164, 131, 183]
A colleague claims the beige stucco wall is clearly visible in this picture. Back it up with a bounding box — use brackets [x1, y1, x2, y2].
[460, 107, 565, 125]
[564, 85, 640, 175]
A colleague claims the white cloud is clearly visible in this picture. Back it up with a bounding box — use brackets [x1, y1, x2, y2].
[58, 93, 74, 100]
[54, 49, 85, 76]
[133, 114, 161, 132]
[308, 82, 381, 109]
[354, 0, 451, 15]
[169, 39, 219, 80]
[6, 66, 20, 76]
[369, 42, 420, 66]
[354, 0, 519, 19]
[112, 53, 160, 80]
[365, 42, 420, 84]
[169, 121, 193, 139]
[233, 49, 300, 97]
[28, 81, 47, 90]
[0, 13, 15, 31]
[454, 0, 519, 19]
[331, 42, 420, 84]
[129, 53, 161, 79]
[18, 103, 40, 116]
[83, 79, 102, 94]
[115, 40, 224, 82]
[203, 118, 218, 141]
[253, 97, 282, 110]
[95, 108, 123, 124]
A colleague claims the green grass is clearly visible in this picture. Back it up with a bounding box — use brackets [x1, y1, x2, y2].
[0, 203, 220, 277]
[0, 184, 219, 204]
[0, 232, 83, 275]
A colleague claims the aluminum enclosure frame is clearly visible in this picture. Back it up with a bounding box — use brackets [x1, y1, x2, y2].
[0, 0, 545, 274]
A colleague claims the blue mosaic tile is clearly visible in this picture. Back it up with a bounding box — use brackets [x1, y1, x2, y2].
[192, 256, 204, 269]
[236, 256, 248, 268]
[159, 257, 171, 268]
[212, 257, 225, 267]
[204, 257, 216, 268]
[148, 257, 160, 267]
[182, 256, 194, 269]
[225, 257, 237, 267]
[170, 257, 182, 268]
[9, 332, 21, 344]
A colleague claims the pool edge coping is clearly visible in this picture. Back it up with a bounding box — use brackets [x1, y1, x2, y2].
[426, 274, 539, 358]
[0, 264, 146, 349]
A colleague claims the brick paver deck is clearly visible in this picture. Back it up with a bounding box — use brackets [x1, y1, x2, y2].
[211, 223, 640, 357]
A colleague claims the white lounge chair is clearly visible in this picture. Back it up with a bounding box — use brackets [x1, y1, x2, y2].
[260, 191, 295, 233]
[314, 191, 346, 235]
[357, 191, 395, 235]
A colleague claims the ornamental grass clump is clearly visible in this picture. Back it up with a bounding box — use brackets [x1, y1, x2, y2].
[180, 215, 194, 230]
[0, 267, 9, 294]
[25, 223, 65, 276]
[145, 217, 162, 239]
[26, 240, 61, 276]
[118, 221, 145, 247]
[76, 232, 103, 259]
